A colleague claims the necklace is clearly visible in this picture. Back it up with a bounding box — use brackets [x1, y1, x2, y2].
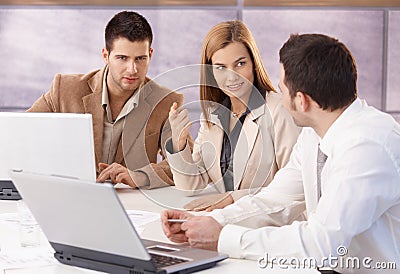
[232, 109, 247, 118]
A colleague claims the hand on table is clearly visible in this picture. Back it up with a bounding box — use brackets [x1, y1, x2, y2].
[97, 162, 137, 188]
[183, 193, 234, 212]
[161, 209, 223, 251]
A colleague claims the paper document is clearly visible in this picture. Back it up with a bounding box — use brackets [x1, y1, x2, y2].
[126, 209, 160, 229]
[0, 210, 160, 271]
[0, 249, 57, 270]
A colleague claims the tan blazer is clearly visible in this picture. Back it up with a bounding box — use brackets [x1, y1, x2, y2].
[166, 91, 301, 200]
[28, 67, 183, 189]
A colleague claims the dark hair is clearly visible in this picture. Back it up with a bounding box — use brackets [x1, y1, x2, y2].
[279, 33, 357, 111]
[105, 11, 153, 52]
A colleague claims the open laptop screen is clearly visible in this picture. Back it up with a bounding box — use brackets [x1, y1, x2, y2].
[0, 112, 96, 199]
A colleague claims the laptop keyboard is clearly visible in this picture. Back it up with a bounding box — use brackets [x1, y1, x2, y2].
[150, 253, 189, 268]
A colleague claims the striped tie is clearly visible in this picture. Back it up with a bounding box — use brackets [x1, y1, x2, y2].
[317, 145, 328, 201]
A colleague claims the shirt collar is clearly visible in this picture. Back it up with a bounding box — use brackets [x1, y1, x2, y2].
[102, 66, 139, 123]
[101, 66, 109, 107]
[320, 98, 364, 157]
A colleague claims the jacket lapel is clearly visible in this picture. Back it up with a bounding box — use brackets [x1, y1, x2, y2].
[83, 70, 105, 171]
[233, 104, 265, 188]
[203, 114, 225, 193]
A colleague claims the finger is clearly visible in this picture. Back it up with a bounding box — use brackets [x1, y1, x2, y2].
[183, 199, 207, 210]
[180, 217, 198, 231]
[116, 172, 131, 186]
[161, 210, 188, 236]
[193, 205, 210, 212]
[97, 166, 113, 181]
[180, 116, 191, 129]
[183, 117, 192, 128]
[98, 162, 109, 172]
[169, 233, 188, 243]
[110, 169, 119, 184]
[179, 108, 189, 117]
[99, 164, 119, 184]
[161, 210, 170, 224]
[110, 164, 127, 183]
[205, 206, 215, 212]
[162, 221, 182, 236]
[99, 162, 117, 175]
[169, 102, 179, 117]
[183, 202, 197, 210]
[161, 209, 188, 221]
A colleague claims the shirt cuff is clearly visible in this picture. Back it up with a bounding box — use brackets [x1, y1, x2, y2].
[208, 210, 228, 226]
[218, 224, 251, 259]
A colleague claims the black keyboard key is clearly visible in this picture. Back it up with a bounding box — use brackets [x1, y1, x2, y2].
[151, 253, 188, 268]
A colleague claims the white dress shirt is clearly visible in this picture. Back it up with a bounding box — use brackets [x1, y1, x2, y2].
[209, 98, 400, 274]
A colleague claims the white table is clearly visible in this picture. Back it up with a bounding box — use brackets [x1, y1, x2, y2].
[0, 187, 319, 274]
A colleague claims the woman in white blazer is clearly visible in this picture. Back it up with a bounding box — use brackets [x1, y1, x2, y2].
[166, 21, 300, 211]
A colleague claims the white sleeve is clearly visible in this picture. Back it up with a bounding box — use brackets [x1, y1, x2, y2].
[209, 130, 306, 238]
[213, 137, 400, 262]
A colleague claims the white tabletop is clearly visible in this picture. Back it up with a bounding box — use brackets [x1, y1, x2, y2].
[0, 186, 319, 274]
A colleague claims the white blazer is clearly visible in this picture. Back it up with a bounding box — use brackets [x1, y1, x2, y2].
[166, 91, 301, 201]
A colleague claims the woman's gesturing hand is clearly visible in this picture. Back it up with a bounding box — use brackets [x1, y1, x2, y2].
[169, 102, 192, 152]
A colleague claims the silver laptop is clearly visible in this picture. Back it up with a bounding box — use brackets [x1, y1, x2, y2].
[0, 112, 96, 200]
[9, 170, 228, 274]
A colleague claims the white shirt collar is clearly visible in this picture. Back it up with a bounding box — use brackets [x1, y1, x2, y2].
[320, 98, 364, 157]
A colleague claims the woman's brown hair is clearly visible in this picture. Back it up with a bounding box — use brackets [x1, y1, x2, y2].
[200, 20, 275, 126]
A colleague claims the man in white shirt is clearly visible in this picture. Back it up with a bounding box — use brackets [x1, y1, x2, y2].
[161, 33, 400, 274]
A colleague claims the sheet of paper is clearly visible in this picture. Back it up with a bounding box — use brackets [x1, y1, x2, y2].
[126, 209, 160, 228]
[0, 248, 57, 270]
[0, 211, 160, 271]
[0, 213, 18, 224]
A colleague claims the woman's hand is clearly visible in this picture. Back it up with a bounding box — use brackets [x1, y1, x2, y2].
[183, 193, 234, 212]
[169, 102, 191, 152]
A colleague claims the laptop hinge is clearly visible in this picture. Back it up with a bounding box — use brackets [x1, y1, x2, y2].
[0, 180, 22, 200]
[51, 242, 166, 274]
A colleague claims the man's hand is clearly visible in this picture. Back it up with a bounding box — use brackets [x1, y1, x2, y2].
[161, 210, 223, 251]
[169, 102, 191, 152]
[97, 162, 137, 188]
[184, 193, 234, 212]
[161, 209, 193, 243]
[181, 216, 223, 251]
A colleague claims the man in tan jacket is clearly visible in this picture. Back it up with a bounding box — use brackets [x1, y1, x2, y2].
[28, 11, 183, 189]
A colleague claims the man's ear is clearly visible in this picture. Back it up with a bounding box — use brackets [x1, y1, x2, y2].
[296, 91, 311, 112]
[149, 48, 153, 60]
[101, 48, 109, 64]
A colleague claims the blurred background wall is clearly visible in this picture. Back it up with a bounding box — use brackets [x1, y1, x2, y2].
[0, 0, 399, 123]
